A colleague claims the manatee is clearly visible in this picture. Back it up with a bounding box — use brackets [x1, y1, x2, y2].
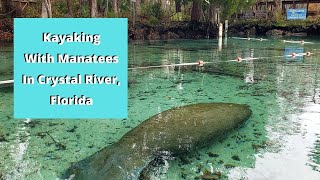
[63, 103, 252, 180]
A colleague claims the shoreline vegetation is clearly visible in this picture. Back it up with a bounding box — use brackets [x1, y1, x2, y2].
[1, 18, 320, 42]
[1, 0, 320, 42]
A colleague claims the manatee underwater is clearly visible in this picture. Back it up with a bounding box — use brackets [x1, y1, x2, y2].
[63, 103, 252, 180]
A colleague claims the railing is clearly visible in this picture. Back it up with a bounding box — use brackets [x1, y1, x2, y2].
[238, 12, 268, 19]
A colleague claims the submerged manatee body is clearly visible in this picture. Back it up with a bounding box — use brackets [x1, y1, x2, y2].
[63, 103, 252, 180]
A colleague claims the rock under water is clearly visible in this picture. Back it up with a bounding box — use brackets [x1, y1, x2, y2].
[63, 103, 252, 180]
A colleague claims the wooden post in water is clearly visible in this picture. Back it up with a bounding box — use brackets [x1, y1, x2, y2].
[218, 23, 223, 37]
[225, 20, 228, 34]
[218, 36, 222, 51]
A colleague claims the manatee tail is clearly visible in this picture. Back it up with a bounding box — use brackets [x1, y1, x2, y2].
[62, 143, 153, 180]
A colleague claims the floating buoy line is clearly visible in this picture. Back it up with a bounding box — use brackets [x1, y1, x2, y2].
[128, 52, 314, 70]
[129, 37, 317, 70]
[128, 62, 209, 70]
[231, 37, 315, 44]
[282, 40, 314, 44]
[231, 37, 268, 41]
[0, 38, 316, 85]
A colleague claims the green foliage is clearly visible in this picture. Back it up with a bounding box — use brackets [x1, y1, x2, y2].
[148, 16, 159, 25]
[118, 0, 132, 18]
[273, 9, 285, 26]
[141, 2, 164, 20]
[223, 0, 240, 19]
[120, 0, 131, 13]
[52, 0, 68, 17]
[212, 0, 257, 19]
[171, 12, 190, 21]
[107, 11, 118, 18]
[79, 5, 90, 18]
[53, 0, 90, 17]
[23, 3, 41, 18]
[141, 2, 164, 25]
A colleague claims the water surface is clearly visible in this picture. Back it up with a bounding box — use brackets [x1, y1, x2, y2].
[0, 37, 320, 179]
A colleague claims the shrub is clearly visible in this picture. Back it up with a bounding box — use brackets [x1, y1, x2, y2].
[0, 18, 13, 42]
[141, 2, 164, 25]
[0, 31, 13, 41]
[0, 18, 13, 33]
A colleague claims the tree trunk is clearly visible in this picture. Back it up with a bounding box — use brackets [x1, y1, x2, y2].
[191, 0, 201, 21]
[112, 0, 118, 16]
[79, 0, 83, 16]
[161, 0, 167, 12]
[90, 0, 98, 17]
[41, 0, 52, 18]
[66, 0, 73, 16]
[136, 0, 141, 16]
[175, 0, 181, 13]
[208, 4, 214, 24]
[105, 0, 109, 17]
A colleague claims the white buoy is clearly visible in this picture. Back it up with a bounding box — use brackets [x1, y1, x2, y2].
[306, 52, 311, 56]
[198, 60, 204, 67]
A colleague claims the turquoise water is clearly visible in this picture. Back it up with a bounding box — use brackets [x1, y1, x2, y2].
[1, 37, 320, 179]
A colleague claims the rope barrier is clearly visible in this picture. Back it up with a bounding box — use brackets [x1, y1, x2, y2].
[0, 80, 14, 88]
[231, 37, 268, 41]
[231, 37, 315, 44]
[128, 52, 314, 70]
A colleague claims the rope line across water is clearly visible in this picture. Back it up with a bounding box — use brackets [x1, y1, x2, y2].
[128, 52, 313, 70]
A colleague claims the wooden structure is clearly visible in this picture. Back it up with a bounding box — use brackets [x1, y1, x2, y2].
[12, 0, 37, 10]
[240, 0, 320, 19]
[256, 0, 276, 12]
[282, 0, 320, 16]
[0, 0, 36, 17]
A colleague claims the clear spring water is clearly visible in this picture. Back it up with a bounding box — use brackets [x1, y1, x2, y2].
[0, 37, 320, 180]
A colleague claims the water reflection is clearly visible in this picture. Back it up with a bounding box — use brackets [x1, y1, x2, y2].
[229, 52, 320, 179]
